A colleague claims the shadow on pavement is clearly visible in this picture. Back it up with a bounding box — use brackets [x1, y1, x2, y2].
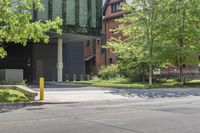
[28, 82, 89, 89]
[109, 89, 200, 99]
[0, 104, 37, 113]
[0, 102, 77, 113]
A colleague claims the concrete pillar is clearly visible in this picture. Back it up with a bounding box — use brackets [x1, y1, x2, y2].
[57, 38, 63, 82]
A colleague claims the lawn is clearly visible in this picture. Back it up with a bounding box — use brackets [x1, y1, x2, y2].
[68, 79, 200, 89]
[0, 89, 30, 102]
[72, 81, 147, 88]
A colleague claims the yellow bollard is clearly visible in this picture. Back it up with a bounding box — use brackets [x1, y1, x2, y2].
[40, 77, 45, 100]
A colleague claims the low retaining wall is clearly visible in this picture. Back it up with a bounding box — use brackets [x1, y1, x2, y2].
[0, 85, 38, 101]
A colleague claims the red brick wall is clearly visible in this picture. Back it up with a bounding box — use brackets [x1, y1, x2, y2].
[103, 0, 125, 65]
[104, 0, 126, 19]
[84, 39, 106, 74]
[84, 40, 93, 59]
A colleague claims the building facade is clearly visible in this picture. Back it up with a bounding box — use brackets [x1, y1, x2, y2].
[0, 0, 103, 82]
[103, 0, 130, 65]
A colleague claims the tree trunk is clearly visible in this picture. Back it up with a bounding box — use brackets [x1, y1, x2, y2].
[179, 57, 184, 84]
[142, 68, 145, 83]
[149, 62, 153, 87]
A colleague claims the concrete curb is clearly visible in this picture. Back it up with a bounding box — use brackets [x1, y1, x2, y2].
[0, 101, 44, 107]
[0, 101, 78, 107]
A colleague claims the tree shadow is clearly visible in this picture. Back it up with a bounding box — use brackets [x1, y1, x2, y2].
[109, 89, 200, 99]
[0, 102, 77, 114]
[28, 82, 90, 90]
[0, 104, 35, 113]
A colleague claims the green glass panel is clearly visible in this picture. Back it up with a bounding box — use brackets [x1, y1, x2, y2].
[79, 0, 88, 27]
[37, 0, 48, 20]
[66, 0, 75, 25]
[52, 0, 62, 20]
[91, 0, 96, 28]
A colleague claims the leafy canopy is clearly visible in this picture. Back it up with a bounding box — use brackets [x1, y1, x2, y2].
[107, 0, 200, 71]
[0, 0, 63, 58]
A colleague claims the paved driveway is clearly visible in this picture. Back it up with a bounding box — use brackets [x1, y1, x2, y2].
[29, 82, 200, 103]
[29, 83, 130, 102]
[2, 93, 200, 133]
[2, 83, 200, 133]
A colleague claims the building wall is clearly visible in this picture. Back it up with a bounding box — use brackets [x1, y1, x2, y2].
[63, 41, 85, 81]
[84, 40, 94, 59]
[0, 44, 33, 81]
[35, 0, 102, 36]
[103, 0, 124, 65]
[32, 44, 57, 81]
[104, 0, 125, 19]
[84, 38, 105, 75]
[33, 40, 86, 81]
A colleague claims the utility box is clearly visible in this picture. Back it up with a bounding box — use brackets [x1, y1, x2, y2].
[0, 69, 23, 82]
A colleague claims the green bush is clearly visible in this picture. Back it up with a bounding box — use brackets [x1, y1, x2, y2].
[0, 89, 30, 102]
[91, 76, 102, 82]
[99, 64, 121, 79]
[0, 80, 26, 85]
[107, 75, 130, 83]
[99, 64, 147, 82]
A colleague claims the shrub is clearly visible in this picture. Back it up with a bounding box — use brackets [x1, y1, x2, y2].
[0, 80, 26, 86]
[107, 75, 130, 83]
[99, 64, 121, 79]
[0, 89, 30, 102]
[91, 76, 102, 82]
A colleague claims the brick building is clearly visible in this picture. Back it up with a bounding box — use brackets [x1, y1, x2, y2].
[103, 0, 132, 65]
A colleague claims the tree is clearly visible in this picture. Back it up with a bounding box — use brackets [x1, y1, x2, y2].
[157, 0, 200, 84]
[107, 0, 164, 86]
[107, 0, 200, 85]
[0, 0, 62, 58]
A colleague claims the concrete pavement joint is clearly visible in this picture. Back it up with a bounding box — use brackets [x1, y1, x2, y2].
[74, 116, 144, 133]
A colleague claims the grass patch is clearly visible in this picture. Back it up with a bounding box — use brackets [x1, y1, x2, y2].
[189, 80, 200, 84]
[0, 89, 30, 102]
[67, 81, 150, 88]
[74, 81, 146, 88]
[67, 78, 200, 89]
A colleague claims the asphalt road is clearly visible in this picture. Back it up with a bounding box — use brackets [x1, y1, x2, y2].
[1, 90, 200, 133]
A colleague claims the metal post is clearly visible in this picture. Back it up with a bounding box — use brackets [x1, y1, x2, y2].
[40, 77, 45, 100]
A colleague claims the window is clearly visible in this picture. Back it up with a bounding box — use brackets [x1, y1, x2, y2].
[109, 58, 113, 64]
[111, 2, 121, 12]
[85, 40, 90, 47]
[97, 40, 100, 45]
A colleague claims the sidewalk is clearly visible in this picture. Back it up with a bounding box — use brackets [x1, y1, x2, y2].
[29, 82, 200, 103]
[35, 90, 132, 103]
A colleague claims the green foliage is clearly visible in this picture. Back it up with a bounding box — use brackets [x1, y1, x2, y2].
[189, 80, 200, 84]
[92, 75, 129, 84]
[0, 0, 63, 58]
[0, 80, 26, 85]
[0, 89, 29, 102]
[157, 0, 200, 65]
[107, 76, 130, 84]
[106, 0, 200, 85]
[99, 64, 121, 79]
